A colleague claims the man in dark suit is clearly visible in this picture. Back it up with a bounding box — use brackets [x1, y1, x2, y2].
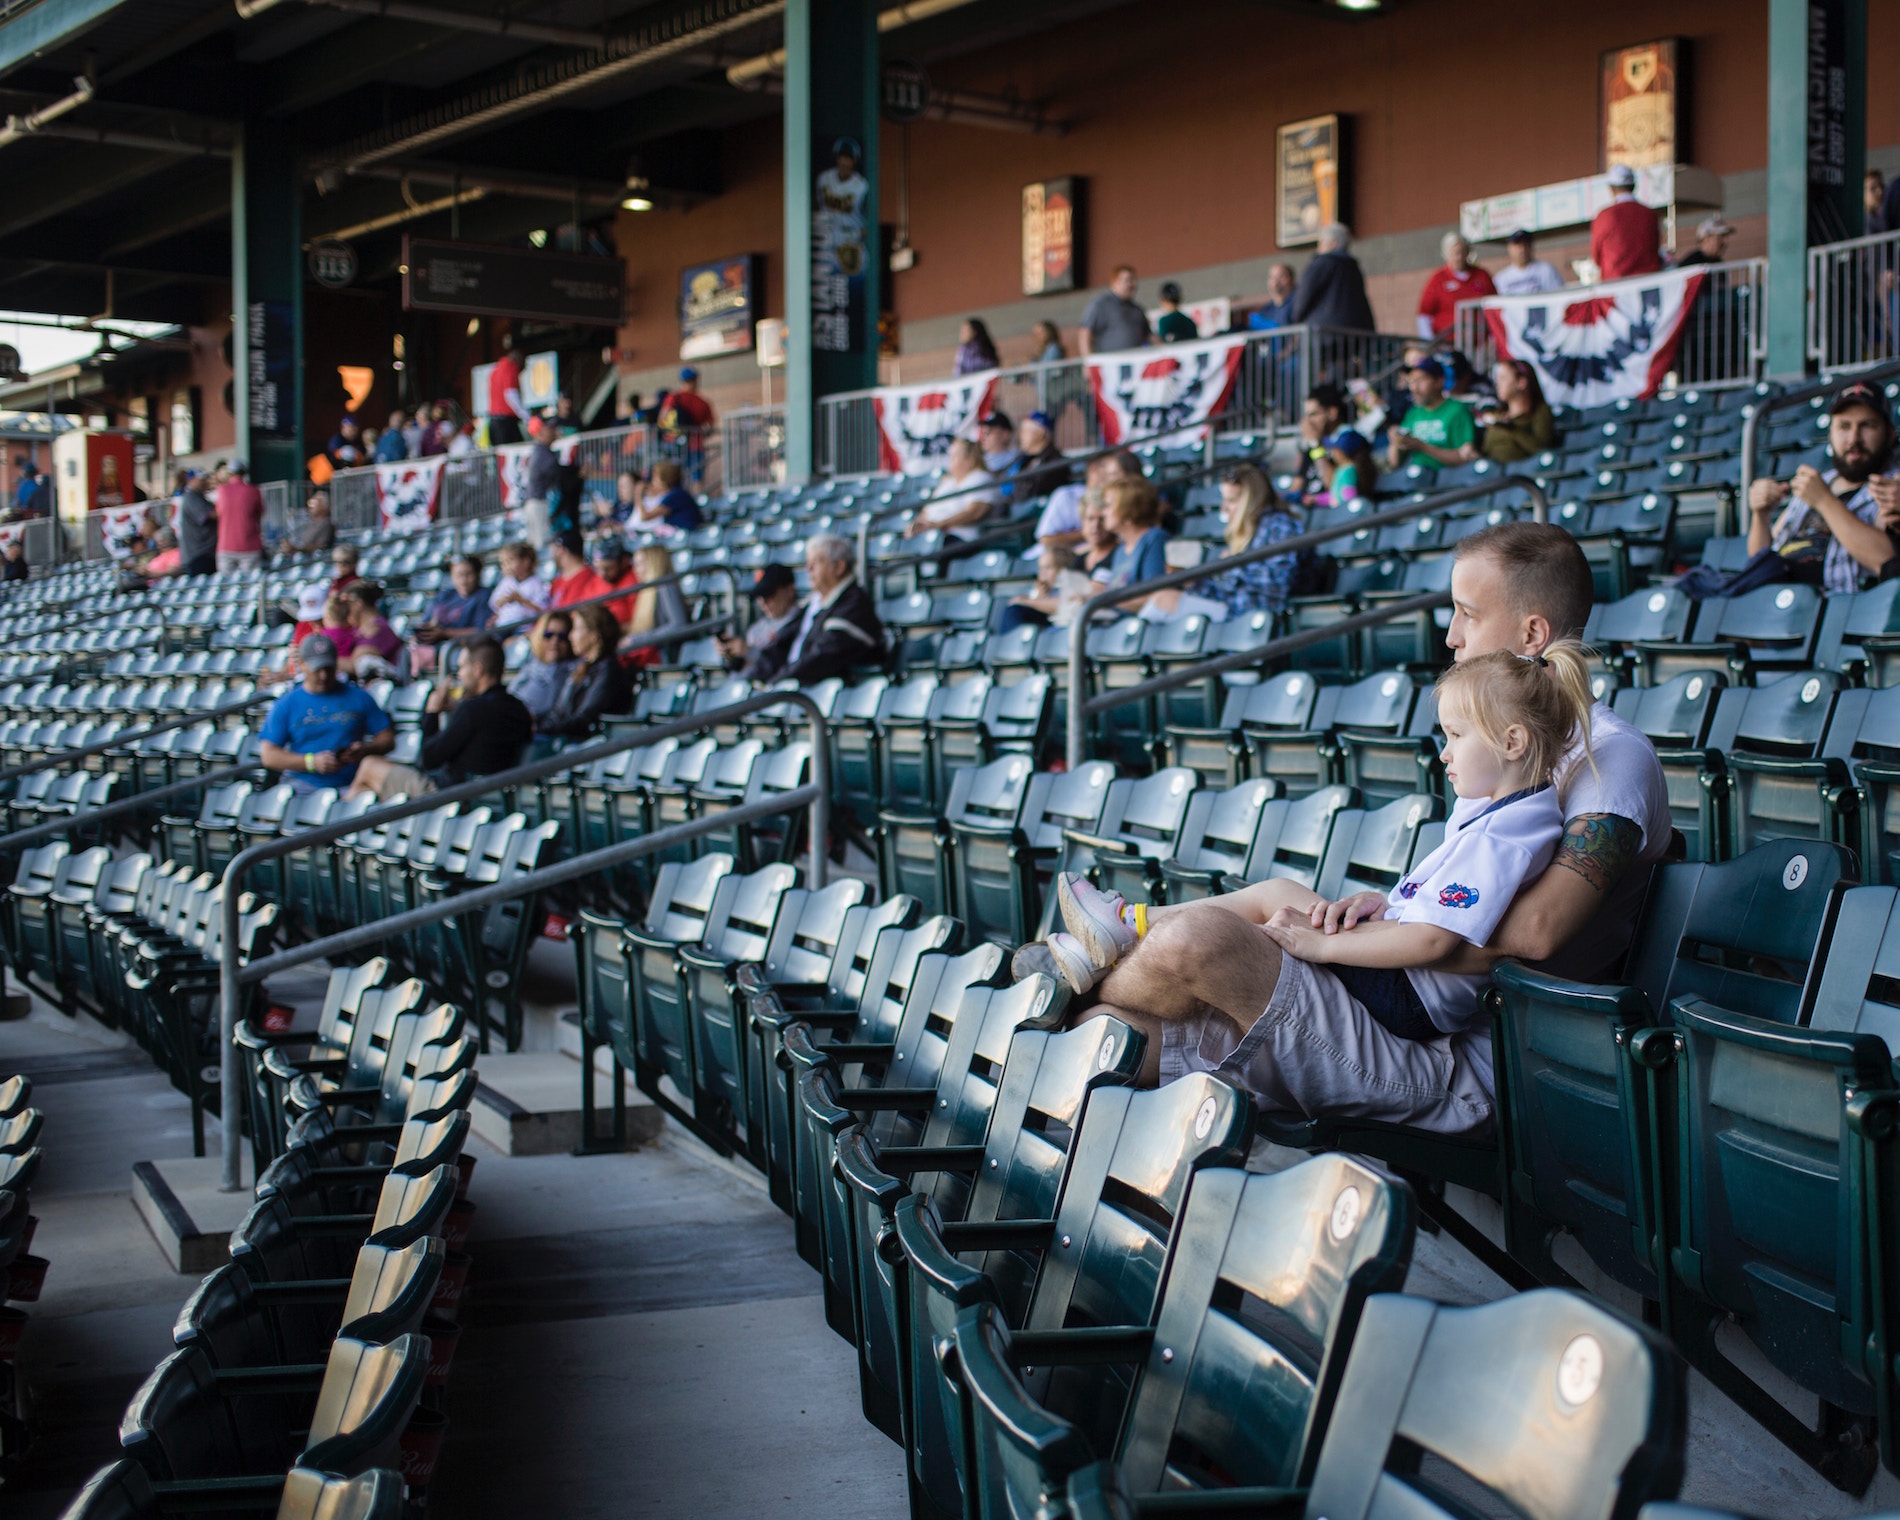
[1290, 222, 1377, 334]
[753, 533, 885, 685]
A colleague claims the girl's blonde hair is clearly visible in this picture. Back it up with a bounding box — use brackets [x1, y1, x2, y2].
[1435, 638, 1597, 794]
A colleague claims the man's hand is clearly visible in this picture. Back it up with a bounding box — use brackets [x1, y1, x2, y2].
[1870, 475, 1900, 530]
[425, 683, 451, 714]
[1310, 891, 1388, 934]
[1748, 477, 1790, 516]
[308, 750, 340, 775]
[715, 633, 745, 659]
[1388, 426, 1415, 456]
[1791, 464, 1832, 510]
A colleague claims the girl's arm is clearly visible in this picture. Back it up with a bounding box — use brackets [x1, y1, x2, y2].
[1260, 912, 1459, 969]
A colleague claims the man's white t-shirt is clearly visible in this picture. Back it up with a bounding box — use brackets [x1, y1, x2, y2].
[1533, 701, 1673, 983]
[1390, 785, 1566, 1035]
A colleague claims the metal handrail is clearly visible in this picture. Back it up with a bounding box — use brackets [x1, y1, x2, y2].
[1065, 477, 1550, 766]
[0, 691, 277, 786]
[214, 685, 833, 1188]
[0, 764, 250, 854]
[1737, 358, 1900, 510]
[1081, 590, 1451, 721]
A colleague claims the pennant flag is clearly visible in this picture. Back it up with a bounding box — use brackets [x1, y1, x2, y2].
[1482, 267, 1708, 408]
[374, 455, 446, 533]
[872, 372, 1000, 475]
[1087, 333, 1249, 448]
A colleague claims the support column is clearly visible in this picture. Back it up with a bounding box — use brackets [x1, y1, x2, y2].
[230, 116, 303, 484]
[1765, 0, 1866, 379]
[782, 0, 880, 481]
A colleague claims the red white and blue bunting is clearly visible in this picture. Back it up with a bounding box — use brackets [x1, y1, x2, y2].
[1482, 267, 1707, 408]
[872, 373, 1000, 476]
[374, 456, 446, 533]
[1087, 333, 1248, 448]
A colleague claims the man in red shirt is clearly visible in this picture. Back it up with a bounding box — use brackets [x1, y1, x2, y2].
[547, 530, 609, 609]
[590, 539, 641, 625]
[657, 367, 714, 434]
[215, 460, 266, 572]
[1415, 232, 1496, 340]
[1590, 164, 1662, 283]
[487, 334, 526, 445]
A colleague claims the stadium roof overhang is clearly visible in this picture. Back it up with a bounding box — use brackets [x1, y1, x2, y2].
[0, 0, 1148, 326]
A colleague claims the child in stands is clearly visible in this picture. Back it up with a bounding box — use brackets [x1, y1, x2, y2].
[1049, 640, 1597, 1049]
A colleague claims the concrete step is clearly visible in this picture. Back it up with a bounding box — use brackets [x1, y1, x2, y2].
[472, 1050, 662, 1158]
[553, 1009, 618, 1074]
[132, 1152, 255, 1273]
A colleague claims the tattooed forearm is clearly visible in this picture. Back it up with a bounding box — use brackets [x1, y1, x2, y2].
[1550, 814, 1643, 894]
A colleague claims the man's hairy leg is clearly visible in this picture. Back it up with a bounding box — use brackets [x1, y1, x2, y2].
[1145, 877, 1325, 930]
[1095, 903, 1284, 1040]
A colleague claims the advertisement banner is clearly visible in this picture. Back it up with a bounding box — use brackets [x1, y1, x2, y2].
[872, 372, 1001, 475]
[375, 455, 447, 533]
[1482, 267, 1707, 408]
[680, 255, 758, 360]
[1086, 334, 1249, 448]
[813, 136, 870, 355]
[496, 434, 585, 508]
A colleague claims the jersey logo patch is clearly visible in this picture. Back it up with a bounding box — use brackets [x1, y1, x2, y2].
[1438, 883, 1480, 910]
[1397, 881, 1419, 899]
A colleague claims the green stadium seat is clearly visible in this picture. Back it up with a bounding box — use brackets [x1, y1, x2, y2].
[1156, 778, 1284, 903]
[952, 1156, 1414, 1515]
[623, 853, 737, 1125]
[1165, 669, 1324, 792]
[895, 1072, 1254, 1519]
[1227, 784, 1360, 891]
[1612, 670, 1728, 861]
[1628, 582, 1823, 687]
[1314, 793, 1444, 900]
[1057, 767, 1201, 916]
[1702, 670, 1844, 859]
[792, 942, 1007, 1336]
[56, 1461, 406, 1520]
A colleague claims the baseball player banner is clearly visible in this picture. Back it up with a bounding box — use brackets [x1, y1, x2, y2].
[1087, 333, 1249, 448]
[873, 372, 1001, 476]
[1482, 266, 1707, 408]
[375, 455, 447, 533]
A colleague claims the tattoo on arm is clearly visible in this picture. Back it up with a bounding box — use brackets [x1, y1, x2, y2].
[1550, 814, 1644, 895]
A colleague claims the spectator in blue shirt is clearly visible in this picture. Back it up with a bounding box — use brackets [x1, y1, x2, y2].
[12, 460, 39, 512]
[257, 634, 395, 789]
[1140, 464, 1304, 622]
[415, 554, 492, 649]
[375, 409, 409, 463]
[634, 459, 703, 532]
[1100, 476, 1170, 609]
[1247, 264, 1297, 330]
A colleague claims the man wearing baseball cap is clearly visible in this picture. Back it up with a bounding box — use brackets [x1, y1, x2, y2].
[257, 634, 394, 790]
[1001, 410, 1072, 502]
[1747, 381, 1900, 593]
[1677, 215, 1735, 268]
[1590, 163, 1662, 282]
[717, 562, 803, 678]
[1385, 353, 1475, 474]
[978, 411, 1020, 475]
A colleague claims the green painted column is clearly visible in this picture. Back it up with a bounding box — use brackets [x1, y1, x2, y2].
[1765, 0, 1866, 378]
[230, 116, 304, 485]
[782, 0, 880, 480]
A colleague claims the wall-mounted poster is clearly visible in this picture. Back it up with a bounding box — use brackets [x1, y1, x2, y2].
[1601, 39, 1682, 170]
[680, 255, 758, 361]
[813, 136, 869, 355]
[1022, 178, 1080, 297]
[1276, 115, 1345, 249]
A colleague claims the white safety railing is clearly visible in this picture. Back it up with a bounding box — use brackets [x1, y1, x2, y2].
[815, 325, 1415, 478]
[1809, 228, 1900, 377]
[723, 405, 788, 492]
[1452, 259, 1767, 392]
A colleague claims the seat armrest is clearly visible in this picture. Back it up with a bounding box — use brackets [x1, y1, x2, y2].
[249, 1279, 352, 1304]
[840, 1085, 934, 1113]
[1007, 1325, 1155, 1367]
[874, 1143, 985, 1176]
[936, 1218, 1056, 1251]
[211, 1363, 328, 1395]
[1135, 1487, 1307, 1516]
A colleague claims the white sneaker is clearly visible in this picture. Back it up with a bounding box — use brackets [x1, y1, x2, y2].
[1056, 872, 1137, 971]
[1010, 940, 1059, 984]
[1044, 932, 1105, 995]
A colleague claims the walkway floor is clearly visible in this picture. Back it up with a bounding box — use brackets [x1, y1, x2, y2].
[0, 923, 1895, 1517]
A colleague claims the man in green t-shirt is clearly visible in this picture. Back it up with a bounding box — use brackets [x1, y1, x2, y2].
[1386, 354, 1476, 473]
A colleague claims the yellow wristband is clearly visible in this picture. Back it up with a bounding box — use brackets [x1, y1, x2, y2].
[305, 753, 314, 772]
[1131, 904, 1148, 939]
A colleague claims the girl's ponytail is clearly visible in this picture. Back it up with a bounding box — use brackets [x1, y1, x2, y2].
[1435, 638, 1601, 794]
[1536, 638, 1599, 797]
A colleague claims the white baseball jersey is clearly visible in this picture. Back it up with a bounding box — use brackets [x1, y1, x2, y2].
[1387, 783, 1566, 1034]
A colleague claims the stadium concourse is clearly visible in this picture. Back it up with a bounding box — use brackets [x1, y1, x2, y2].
[1, 365, 1900, 1518]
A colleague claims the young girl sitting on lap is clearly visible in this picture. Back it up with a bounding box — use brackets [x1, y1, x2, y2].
[1051, 640, 1597, 1049]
